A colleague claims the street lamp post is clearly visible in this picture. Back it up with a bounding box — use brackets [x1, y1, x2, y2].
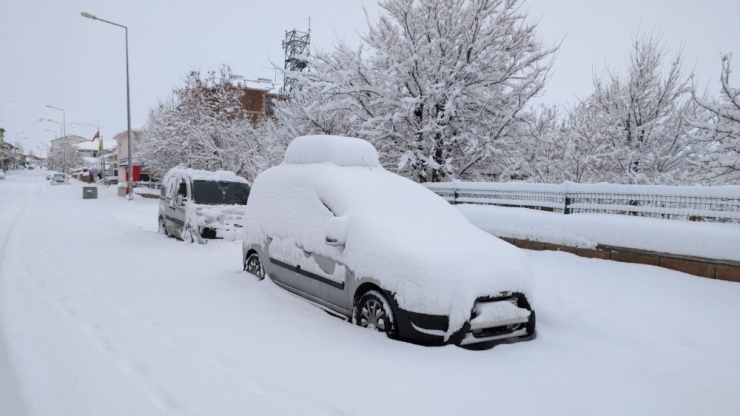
[81, 12, 133, 200]
[46, 105, 66, 173]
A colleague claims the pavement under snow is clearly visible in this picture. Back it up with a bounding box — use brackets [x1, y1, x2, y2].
[1, 169, 739, 416]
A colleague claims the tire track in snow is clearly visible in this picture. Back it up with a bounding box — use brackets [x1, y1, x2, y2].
[0, 175, 34, 416]
[25, 214, 189, 415]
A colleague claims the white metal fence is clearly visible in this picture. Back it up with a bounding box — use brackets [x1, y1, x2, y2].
[424, 181, 740, 223]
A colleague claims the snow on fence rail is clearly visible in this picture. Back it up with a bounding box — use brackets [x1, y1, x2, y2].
[424, 181, 740, 223]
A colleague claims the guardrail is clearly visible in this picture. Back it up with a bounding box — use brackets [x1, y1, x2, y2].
[424, 181, 740, 223]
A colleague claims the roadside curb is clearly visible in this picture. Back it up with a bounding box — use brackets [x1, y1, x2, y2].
[501, 237, 740, 283]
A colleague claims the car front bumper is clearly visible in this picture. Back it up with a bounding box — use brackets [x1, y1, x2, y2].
[392, 293, 536, 346]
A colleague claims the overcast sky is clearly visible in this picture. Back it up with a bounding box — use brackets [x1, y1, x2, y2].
[1, 0, 738, 154]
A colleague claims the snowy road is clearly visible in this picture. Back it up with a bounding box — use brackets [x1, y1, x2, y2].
[1, 169, 740, 415]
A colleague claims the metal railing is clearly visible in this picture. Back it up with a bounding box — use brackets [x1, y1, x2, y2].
[425, 182, 740, 223]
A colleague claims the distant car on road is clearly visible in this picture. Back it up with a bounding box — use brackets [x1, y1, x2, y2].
[158, 168, 250, 244]
[242, 136, 536, 347]
[50, 173, 68, 185]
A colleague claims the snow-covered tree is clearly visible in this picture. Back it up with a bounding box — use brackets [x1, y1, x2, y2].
[275, 0, 558, 182]
[140, 65, 279, 181]
[688, 54, 740, 184]
[550, 31, 697, 184]
[48, 143, 83, 172]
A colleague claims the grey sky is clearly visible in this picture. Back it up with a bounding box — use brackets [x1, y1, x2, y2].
[1, 0, 738, 154]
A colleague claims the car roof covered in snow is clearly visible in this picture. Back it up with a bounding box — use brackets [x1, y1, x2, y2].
[163, 167, 249, 184]
[282, 135, 381, 168]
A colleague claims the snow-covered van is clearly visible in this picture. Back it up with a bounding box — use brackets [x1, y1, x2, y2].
[158, 168, 250, 243]
[242, 136, 536, 347]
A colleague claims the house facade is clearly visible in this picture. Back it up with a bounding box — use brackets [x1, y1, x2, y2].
[51, 135, 87, 150]
[115, 130, 143, 183]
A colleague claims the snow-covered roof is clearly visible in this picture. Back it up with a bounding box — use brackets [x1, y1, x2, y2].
[164, 167, 249, 184]
[243, 80, 279, 94]
[282, 135, 381, 168]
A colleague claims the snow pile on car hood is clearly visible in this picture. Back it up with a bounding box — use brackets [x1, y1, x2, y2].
[282, 135, 381, 168]
[244, 138, 533, 336]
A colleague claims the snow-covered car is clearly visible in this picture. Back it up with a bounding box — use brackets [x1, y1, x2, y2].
[158, 168, 250, 243]
[50, 173, 68, 185]
[242, 136, 536, 346]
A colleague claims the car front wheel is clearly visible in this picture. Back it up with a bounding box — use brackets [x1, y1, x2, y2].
[158, 217, 170, 237]
[182, 227, 194, 243]
[353, 290, 397, 338]
[244, 252, 265, 280]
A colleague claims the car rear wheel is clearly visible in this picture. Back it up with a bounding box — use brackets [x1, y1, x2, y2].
[244, 252, 265, 280]
[353, 290, 397, 338]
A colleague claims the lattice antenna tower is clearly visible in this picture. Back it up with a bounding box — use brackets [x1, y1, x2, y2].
[281, 17, 311, 96]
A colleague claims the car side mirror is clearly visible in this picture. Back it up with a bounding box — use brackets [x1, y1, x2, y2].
[325, 217, 348, 247]
[176, 194, 184, 205]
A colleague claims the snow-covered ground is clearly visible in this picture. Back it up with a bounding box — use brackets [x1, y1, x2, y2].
[459, 204, 740, 261]
[1, 169, 740, 416]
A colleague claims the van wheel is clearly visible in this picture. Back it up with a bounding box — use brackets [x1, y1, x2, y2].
[158, 217, 170, 237]
[182, 227, 194, 243]
[244, 252, 265, 280]
[353, 290, 397, 338]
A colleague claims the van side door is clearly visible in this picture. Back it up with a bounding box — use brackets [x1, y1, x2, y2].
[170, 178, 189, 237]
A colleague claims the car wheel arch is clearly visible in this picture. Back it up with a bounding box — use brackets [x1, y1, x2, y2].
[353, 282, 399, 315]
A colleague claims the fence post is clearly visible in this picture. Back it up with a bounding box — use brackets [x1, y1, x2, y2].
[564, 194, 571, 214]
[453, 188, 459, 205]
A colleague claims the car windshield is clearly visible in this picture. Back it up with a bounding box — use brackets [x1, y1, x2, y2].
[192, 180, 250, 205]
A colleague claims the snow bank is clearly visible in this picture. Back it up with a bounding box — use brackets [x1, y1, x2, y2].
[245, 138, 533, 335]
[458, 204, 740, 261]
[282, 135, 380, 168]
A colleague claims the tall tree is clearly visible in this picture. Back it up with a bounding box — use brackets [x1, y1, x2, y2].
[275, 0, 558, 182]
[553, 31, 697, 184]
[688, 54, 740, 184]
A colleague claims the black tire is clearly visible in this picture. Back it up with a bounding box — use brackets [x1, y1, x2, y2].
[182, 226, 195, 243]
[158, 216, 170, 237]
[353, 290, 397, 339]
[244, 252, 265, 280]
